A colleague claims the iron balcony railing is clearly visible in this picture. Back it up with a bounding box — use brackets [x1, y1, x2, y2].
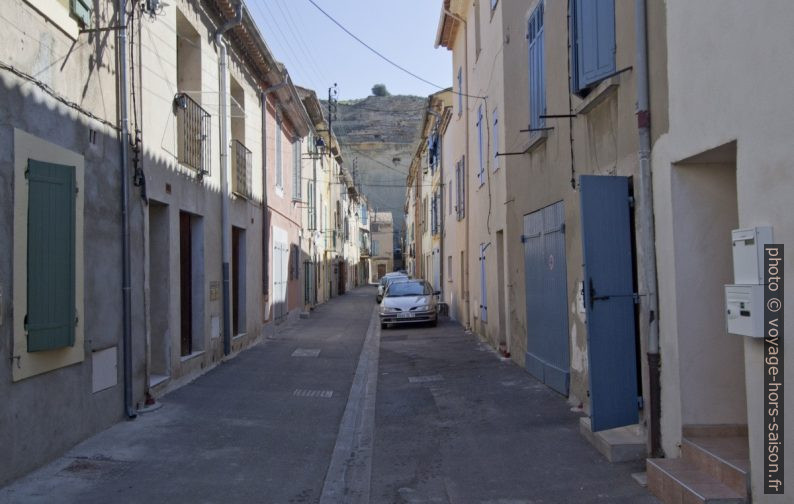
[232, 139, 253, 199]
[175, 93, 211, 175]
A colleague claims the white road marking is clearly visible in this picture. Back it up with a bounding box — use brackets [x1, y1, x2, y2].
[291, 348, 321, 357]
[408, 374, 444, 383]
[293, 389, 333, 398]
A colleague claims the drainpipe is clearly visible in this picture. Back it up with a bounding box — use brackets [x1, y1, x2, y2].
[635, 0, 662, 457]
[260, 80, 288, 318]
[215, 2, 242, 356]
[118, 0, 136, 419]
[443, 7, 470, 328]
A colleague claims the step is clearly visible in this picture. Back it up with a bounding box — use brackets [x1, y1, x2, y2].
[682, 436, 749, 497]
[579, 417, 647, 462]
[647, 457, 746, 504]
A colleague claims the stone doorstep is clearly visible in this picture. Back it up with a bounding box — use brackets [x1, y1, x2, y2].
[646, 457, 745, 504]
[579, 417, 647, 463]
[681, 437, 749, 497]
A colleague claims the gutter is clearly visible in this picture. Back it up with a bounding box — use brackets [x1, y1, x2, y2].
[635, 0, 662, 457]
[215, 2, 243, 356]
[118, 0, 136, 419]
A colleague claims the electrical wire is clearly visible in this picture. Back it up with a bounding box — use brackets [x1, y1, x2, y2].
[306, 0, 485, 100]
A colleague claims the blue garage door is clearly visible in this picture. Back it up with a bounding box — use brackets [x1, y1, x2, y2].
[523, 201, 570, 395]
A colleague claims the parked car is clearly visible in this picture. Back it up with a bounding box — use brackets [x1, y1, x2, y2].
[376, 273, 408, 303]
[379, 279, 439, 329]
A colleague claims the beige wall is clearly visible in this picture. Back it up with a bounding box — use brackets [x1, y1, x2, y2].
[652, 2, 794, 498]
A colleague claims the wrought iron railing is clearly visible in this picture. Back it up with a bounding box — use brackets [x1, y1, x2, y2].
[175, 93, 211, 175]
[232, 139, 253, 198]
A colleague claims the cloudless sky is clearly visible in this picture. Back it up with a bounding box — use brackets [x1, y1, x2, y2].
[247, 0, 452, 100]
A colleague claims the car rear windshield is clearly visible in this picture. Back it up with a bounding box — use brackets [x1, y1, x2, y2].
[386, 281, 431, 297]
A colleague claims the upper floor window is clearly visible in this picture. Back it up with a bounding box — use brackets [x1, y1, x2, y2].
[528, 2, 546, 129]
[474, 0, 482, 58]
[292, 138, 301, 200]
[571, 0, 615, 94]
[275, 115, 283, 191]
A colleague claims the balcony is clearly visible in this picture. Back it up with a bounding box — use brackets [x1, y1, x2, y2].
[175, 93, 211, 175]
[360, 247, 370, 258]
[232, 139, 253, 199]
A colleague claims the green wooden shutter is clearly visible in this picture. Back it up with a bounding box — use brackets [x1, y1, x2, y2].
[70, 0, 92, 26]
[26, 159, 76, 352]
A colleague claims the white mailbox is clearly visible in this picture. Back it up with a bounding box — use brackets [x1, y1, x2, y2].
[731, 226, 773, 284]
[725, 284, 764, 338]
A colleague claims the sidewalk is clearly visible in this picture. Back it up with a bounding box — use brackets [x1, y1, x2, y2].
[0, 289, 376, 504]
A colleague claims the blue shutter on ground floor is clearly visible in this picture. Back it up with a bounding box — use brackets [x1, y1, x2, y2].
[26, 159, 76, 352]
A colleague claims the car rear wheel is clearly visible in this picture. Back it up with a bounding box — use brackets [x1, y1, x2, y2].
[380, 322, 387, 330]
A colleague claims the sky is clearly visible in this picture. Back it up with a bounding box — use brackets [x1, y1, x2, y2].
[247, 0, 452, 100]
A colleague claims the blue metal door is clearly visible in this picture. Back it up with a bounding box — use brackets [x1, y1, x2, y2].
[580, 175, 639, 432]
[524, 201, 569, 395]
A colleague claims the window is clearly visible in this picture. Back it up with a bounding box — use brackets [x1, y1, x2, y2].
[307, 180, 316, 230]
[360, 204, 368, 225]
[175, 11, 209, 175]
[26, 159, 76, 352]
[455, 156, 466, 220]
[571, 0, 615, 94]
[70, 0, 92, 26]
[490, 0, 498, 11]
[448, 177, 453, 215]
[457, 67, 463, 116]
[292, 138, 301, 200]
[474, 0, 482, 58]
[529, 3, 546, 129]
[476, 105, 484, 186]
[492, 108, 499, 170]
[275, 115, 283, 190]
[431, 191, 438, 235]
[447, 256, 453, 281]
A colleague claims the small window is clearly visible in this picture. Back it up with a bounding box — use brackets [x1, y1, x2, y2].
[70, 0, 92, 26]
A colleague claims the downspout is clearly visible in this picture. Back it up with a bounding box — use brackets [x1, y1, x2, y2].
[118, 0, 136, 419]
[260, 80, 288, 318]
[444, 7, 470, 328]
[635, 0, 662, 457]
[215, 2, 242, 356]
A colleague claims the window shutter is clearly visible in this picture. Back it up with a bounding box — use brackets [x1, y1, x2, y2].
[276, 121, 283, 188]
[26, 160, 76, 352]
[480, 245, 487, 322]
[492, 108, 499, 170]
[292, 139, 301, 200]
[529, 4, 546, 128]
[70, 0, 92, 26]
[575, 0, 615, 91]
[477, 105, 484, 185]
[457, 67, 463, 115]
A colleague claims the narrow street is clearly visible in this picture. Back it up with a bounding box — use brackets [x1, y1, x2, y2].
[0, 286, 656, 504]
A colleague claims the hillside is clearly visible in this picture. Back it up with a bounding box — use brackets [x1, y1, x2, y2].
[323, 95, 427, 244]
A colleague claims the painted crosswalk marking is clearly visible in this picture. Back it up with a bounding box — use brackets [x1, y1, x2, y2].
[293, 389, 333, 398]
[292, 348, 321, 357]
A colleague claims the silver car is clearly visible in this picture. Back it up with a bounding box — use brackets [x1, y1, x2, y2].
[379, 280, 439, 329]
[376, 273, 408, 303]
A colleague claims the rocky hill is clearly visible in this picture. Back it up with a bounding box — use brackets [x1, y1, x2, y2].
[323, 95, 427, 244]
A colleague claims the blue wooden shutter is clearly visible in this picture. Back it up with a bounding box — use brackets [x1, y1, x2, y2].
[26, 159, 76, 352]
[579, 175, 639, 432]
[492, 108, 499, 169]
[574, 0, 615, 91]
[529, 5, 546, 128]
[480, 244, 487, 322]
[477, 105, 484, 185]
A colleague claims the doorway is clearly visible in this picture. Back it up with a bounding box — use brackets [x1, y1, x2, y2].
[179, 211, 204, 356]
[671, 142, 744, 427]
[232, 226, 246, 336]
[149, 202, 170, 384]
